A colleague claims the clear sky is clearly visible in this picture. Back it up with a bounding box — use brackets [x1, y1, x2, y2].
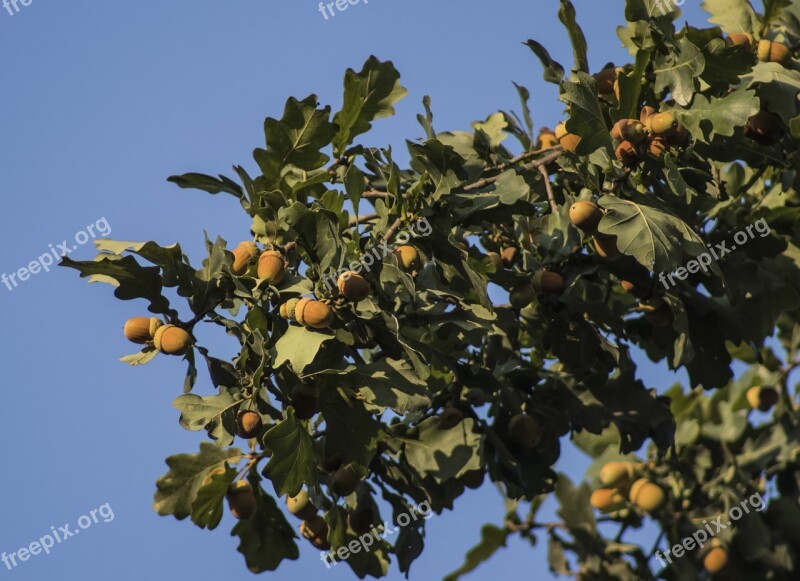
[0, 1, 712, 580]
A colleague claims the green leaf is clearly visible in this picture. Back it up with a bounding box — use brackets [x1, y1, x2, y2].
[231, 489, 299, 573]
[173, 387, 241, 446]
[700, 0, 759, 33]
[554, 473, 596, 530]
[191, 235, 229, 315]
[318, 388, 384, 470]
[561, 72, 614, 155]
[408, 139, 468, 201]
[558, 0, 589, 73]
[523, 40, 565, 85]
[272, 325, 336, 375]
[119, 347, 159, 366]
[676, 86, 760, 140]
[153, 443, 243, 519]
[653, 37, 705, 106]
[333, 57, 408, 156]
[61, 254, 171, 315]
[254, 95, 336, 184]
[403, 417, 483, 484]
[261, 408, 318, 497]
[612, 50, 651, 122]
[597, 195, 716, 274]
[626, 0, 674, 20]
[743, 62, 800, 124]
[190, 463, 236, 530]
[443, 524, 510, 581]
[167, 172, 248, 211]
[94, 239, 195, 297]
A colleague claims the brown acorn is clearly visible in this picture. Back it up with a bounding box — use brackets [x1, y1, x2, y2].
[257, 250, 286, 285]
[299, 516, 330, 550]
[332, 466, 360, 497]
[508, 413, 540, 449]
[227, 481, 257, 520]
[757, 39, 791, 64]
[629, 479, 665, 513]
[590, 488, 626, 513]
[594, 67, 617, 97]
[703, 546, 729, 574]
[645, 112, 679, 136]
[726, 33, 754, 50]
[746, 385, 779, 412]
[509, 284, 536, 309]
[639, 106, 656, 124]
[568, 201, 603, 232]
[438, 407, 464, 430]
[744, 111, 783, 145]
[287, 490, 318, 520]
[501, 247, 517, 267]
[555, 122, 581, 153]
[664, 122, 689, 145]
[615, 140, 640, 166]
[123, 316, 163, 344]
[593, 235, 621, 261]
[153, 324, 191, 355]
[347, 507, 378, 535]
[611, 119, 647, 144]
[231, 241, 259, 276]
[236, 410, 262, 439]
[395, 245, 420, 270]
[599, 461, 635, 488]
[531, 271, 565, 295]
[647, 137, 670, 159]
[535, 128, 559, 151]
[294, 298, 334, 329]
[337, 271, 370, 302]
[485, 252, 504, 272]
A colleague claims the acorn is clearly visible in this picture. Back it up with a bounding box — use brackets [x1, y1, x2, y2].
[643, 303, 673, 327]
[509, 284, 536, 309]
[703, 546, 729, 574]
[647, 137, 670, 159]
[332, 466, 360, 497]
[292, 392, 319, 420]
[593, 235, 621, 260]
[236, 410, 263, 439]
[645, 112, 679, 136]
[535, 128, 559, 150]
[287, 490, 318, 520]
[294, 298, 334, 329]
[726, 33, 754, 50]
[531, 271, 565, 295]
[744, 111, 783, 145]
[153, 324, 191, 355]
[501, 247, 517, 267]
[569, 201, 603, 232]
[594, 67, 617, 97]
[395, 245, 420, 270]
[746, 385, 779, 412]
[485, 252, 504, 272]
[257, 250, 286, 285]
[508, 413, 541, 449]
[757, 39, 791, 64]
[629, 479, 665, 513]
[611, 119, 647, 144]
[555, 122, 581, 153]
[615, 140, 640, 166]
[227, 481, 257, 520]
[438, 407, 464, 430]
[599, 461, 635, 488]
[299, 516, 330, 550]
[231, 241, 259, 276]
[664, 123, 689, 145]
[639, 106, 656, 124]
[124, 316, 163, 344]
[461, 469, 485, 490]
[280, 298, 301, 320]
[590, 488, 626, 513]
[337, 271, 370, 302]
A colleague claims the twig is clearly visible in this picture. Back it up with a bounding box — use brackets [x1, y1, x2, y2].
[383, 218, 403, 242]
[463, 149, 562, 191]
[364, 190, 393, 199]
[538, 164, 558, 214]
[349, 213, 379, 227]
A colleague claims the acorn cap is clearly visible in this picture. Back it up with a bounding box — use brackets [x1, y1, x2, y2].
[148, 317, 164, 336]
[280, 298, 301, 320]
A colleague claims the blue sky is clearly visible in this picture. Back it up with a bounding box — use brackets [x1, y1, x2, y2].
[0, 1, 713, 580]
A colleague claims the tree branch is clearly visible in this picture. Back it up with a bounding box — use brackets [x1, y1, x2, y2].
[538, 164, 558, 214]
